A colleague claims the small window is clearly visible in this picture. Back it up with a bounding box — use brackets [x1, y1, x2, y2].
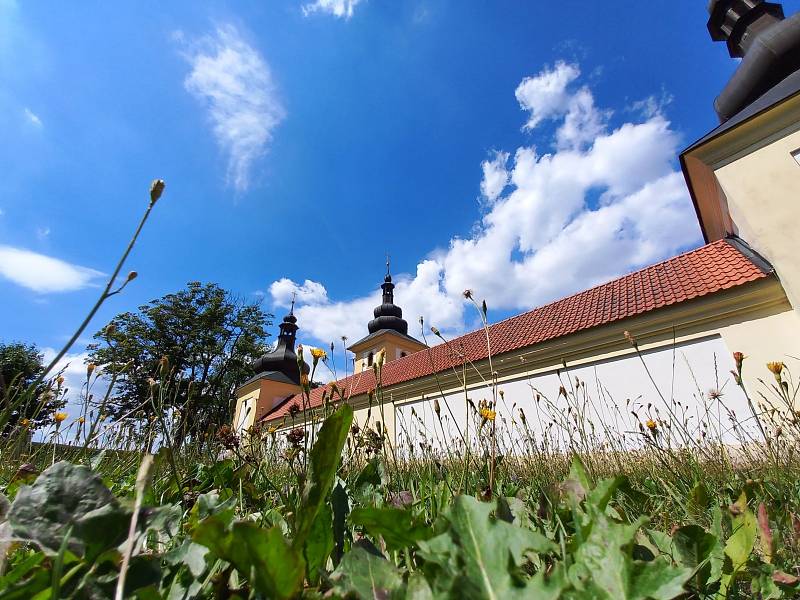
[793, 149, 800, 167]
[367, 351, 374, 366]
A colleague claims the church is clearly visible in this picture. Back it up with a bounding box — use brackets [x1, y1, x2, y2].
[233, 0, 800, 449]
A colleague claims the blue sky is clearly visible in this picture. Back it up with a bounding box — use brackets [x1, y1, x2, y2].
[3, 0, 796, 383]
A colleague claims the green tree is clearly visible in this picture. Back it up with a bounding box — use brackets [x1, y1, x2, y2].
[1, 341, 66, 433]
[87, 282, 271, 440]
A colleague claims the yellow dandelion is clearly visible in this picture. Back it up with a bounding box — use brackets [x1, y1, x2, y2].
[479, 407, 496, 422]
[77, 417, 85, 424]
[646, 419, 657, 431]
[54, 412, 68, 423]
[767, 361, 784, 376]
[21, 418, 30, 427]
[310, 347, 327, 361]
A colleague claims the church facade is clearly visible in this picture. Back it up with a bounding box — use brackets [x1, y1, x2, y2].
[233, 0, 800, 450]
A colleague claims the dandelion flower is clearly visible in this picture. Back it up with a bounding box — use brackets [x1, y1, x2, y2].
[310, 347, 327, 363]
[54, 412, 68, 423]
[480, 407, 496, 422]
[767, 361, 784, 376]
[77, 417, 85, 424]
[646, 419, 657, 431]
[21, 418, 30, 427]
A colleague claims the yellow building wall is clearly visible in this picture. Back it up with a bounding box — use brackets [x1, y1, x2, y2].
[233, 378, 301, 433]
[714, 128, 800, 312]
[351, 334, 426, 374]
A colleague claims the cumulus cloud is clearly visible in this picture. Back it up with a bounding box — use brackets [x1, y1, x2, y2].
[41, 347, 90, 395]
[270, 61, 702, 346]
[181, 24, 285, 192]
[0, 245, 104, 293]
[480, 151, 510, 204]
[302, 0, 363, 19]
[270, 278, 329, 308]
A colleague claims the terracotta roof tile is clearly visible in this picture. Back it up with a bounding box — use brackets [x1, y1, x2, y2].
[264, 240, 769, 422]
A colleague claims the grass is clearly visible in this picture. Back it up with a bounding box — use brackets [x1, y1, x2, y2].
[2, 180, 800, 598]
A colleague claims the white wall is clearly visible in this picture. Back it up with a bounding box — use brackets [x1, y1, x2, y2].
[395, 335, 765, 456]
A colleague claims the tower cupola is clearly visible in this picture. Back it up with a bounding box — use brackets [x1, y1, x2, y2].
[251, 305, 309, 385]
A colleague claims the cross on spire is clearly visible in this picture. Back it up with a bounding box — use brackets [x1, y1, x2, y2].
[386, 251, 391, 275]
[290, 291, 296, 315]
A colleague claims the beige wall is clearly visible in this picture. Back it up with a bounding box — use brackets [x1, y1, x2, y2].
[718, 299, 800, 393]
[715, 128, 800, 311]
[233, 378, 301, 433]
[351, 333, 426, 374]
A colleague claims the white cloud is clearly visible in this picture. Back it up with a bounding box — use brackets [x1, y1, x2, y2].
[270, 278, 329, 307]
[302, 0, 363, 19]
[0, 245, 104, 293]
[181, 24, 285, 192]
[480, 151, 510, 204]
[270, 61, 701, 347]
[41, 347, 90, 394]
[23, 107, 42, 127]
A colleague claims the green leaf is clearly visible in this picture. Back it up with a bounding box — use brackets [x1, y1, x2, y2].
[350, 506, 433, 551]
[563, 454, 592, 501]
[304, 502, 334, 586]
[332, 478, 350, 566]
[445, 496, 557, 600]
[404, 572, 435, 600]
[8, 462, 116, 556]
[329, 547, 404, 599]
[294, 404, 353, 549]
[525, 563, 569, 600]
[671, 524, 717, 586]
[165, 541, 209, 579]
[73, 503, 129, 562]
[193, 517, 305, 600]
[724, 493, 756, 574]
[687, 481, 710, 519]
[569, 507, 691, 600]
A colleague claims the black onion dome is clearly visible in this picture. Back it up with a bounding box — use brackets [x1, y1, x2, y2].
[251, 311, 309, 384]
[367, 272, 409, 335]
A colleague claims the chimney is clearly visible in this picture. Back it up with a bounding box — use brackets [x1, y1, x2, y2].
[707, 0, 800, 121]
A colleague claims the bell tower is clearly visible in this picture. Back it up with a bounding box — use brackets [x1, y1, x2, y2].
[232, 304, 310, 433]
[348, 259, 426, 373]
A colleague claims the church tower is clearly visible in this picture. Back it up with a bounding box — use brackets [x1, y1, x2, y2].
[232, 306, 310, 433]
[348, 260, 427, 373]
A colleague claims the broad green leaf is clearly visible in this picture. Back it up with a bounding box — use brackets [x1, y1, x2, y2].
[525, 563, 568, 600]
[724, 494, 756, 573]
[294, 404, 353, 549]
[329, 547, 404, 600]
[671, 525, 717, 576]
[569, 507, 691, 600]
[564, 454, 592, 501]
[350, 506, 433, 551]
[8, 462, 116, 556]
[194, 517, 305, 600]
[446, 496, 557, 600]
[165, 541, 209, 578]
[73, 503, 129, 562]
[304, 501, 334, 586]
[405, 572, 435, 600]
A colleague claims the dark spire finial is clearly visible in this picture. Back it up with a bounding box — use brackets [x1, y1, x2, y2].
[290, 291, 296, 315]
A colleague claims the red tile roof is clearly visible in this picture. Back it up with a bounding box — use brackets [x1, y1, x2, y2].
[264, 240, 769, 422]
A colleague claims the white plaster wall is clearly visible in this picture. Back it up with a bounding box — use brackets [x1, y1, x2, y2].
[395, 335, 764, 456]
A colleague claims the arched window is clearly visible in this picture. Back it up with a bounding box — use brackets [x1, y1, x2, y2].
[367, 351, 374, 366]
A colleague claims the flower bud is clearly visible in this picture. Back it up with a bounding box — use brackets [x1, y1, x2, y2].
[150, 179, 165, 204]
[126, 271, 138, 282]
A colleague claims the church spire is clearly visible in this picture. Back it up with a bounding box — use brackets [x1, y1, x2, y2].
[369, 259, 408, 335]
